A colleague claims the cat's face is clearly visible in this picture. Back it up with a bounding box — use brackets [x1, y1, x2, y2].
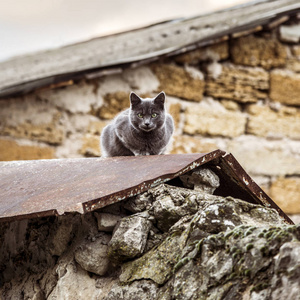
[129, 92, 166, 132]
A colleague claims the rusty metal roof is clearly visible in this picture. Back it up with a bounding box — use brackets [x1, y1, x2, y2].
[0, 150, 293, 224]
[0, 0, 299, 98]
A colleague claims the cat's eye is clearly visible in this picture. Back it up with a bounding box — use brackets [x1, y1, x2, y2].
[137, 113, 143, 118]
[151, 113, 158, 118]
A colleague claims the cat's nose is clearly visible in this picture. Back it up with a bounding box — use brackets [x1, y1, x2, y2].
[144, 121, 150, 126]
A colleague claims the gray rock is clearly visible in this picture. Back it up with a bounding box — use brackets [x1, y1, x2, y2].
[180, 167, 220, 194]
[74, 232, 111, 276]
[123, 192, 153, 213]
[95, 212, 122, 232]
[104, 280, 158, 300]
[108, 213, 151, 263]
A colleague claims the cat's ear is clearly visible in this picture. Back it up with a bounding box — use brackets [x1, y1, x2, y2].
[154, 92, 165, 108]
[130, 92, 141, 107]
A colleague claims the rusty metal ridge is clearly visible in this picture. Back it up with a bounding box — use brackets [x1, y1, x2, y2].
[0, 151, 223, 222]
[82, 150, 224, 213]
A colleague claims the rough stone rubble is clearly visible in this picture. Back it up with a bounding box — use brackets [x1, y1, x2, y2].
[1, 168, 299, 300]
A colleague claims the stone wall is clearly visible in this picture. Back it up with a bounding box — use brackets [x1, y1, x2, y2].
[0, 19, 300, 215]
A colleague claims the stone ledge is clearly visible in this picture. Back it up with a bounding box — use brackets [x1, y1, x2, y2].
[184, 103, 247, 137]
[247, 104, 300, 139]
[151, 64, 205, 102]
[230, 34, 287, 69]
[270, 69, 300, 106]
[206, 64, 269, 103]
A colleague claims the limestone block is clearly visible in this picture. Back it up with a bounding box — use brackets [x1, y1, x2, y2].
[0, 139, 54, 161]
[269, 177, 300, 214]
[279, 24, 300, 43]
[80, 134, 101, 157]
[231, 35, 287, 69]
[168, 102, 182, 128]
[184, 104, 246, 137]
[108, 214, 151, 263]
[97, 91, 130, 119]
[38, 81, 97, 114]
[122, 66, 160, 94]
[227, 137, 300, 176]
[175, 41, 229, 64]
[151, 64, 205, 101]
[292, 45, 300, 57]
[170, 135, 217, 154]
[286, 58, 300, 72]
[247, 104, 300, 139]
[0, 96, 65, 144]
[86, 120, 107, 135]
[206, 64, 269, 103]
[95, 213, 122, 232]
[270, 69, 300, 106]
[74, 233, 111, 276]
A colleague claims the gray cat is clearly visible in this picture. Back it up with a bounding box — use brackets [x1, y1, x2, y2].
[100, 92, 174, 157]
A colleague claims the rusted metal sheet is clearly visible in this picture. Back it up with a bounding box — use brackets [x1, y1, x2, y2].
[0, 150, 293, 224]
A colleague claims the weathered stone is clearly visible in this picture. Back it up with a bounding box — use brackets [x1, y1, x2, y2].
[49, 216, 74, 256]
[220, 99, 241, 111]
[0, 96, 65, 144]
[108, 214, 151, 263]
[286, 58, 300, 72]
[80, 134, 101, 157]
[168, 102, 182, 128]
[292, 45, 300, 57]
[270, 177, 300, 214]
[120, 231, 187, 285]
[206, 64, 269, 103]
[98, 91, 130, 119]
[170, 135, 217, 154]
[74, 233, 111, 276]
[48, 262, 100, 299]
[122, 66, 160, 94]
[247, 104, 300, 139]
[270, 242, 300, 299]
[279, 24, 300, 43]
[0, 139, 54, 161]
[184, 103, 246, 137]
[38, 81, 97, 114]
[171, 225, 299, 300]
[231, 35, 287, 69]
[86, 120, 108, 135]
[270, 69, 300, 106]
[227, 137, 300, 176]
[175, 41, 229, 64]
[95, 213, 122, 232]
[104, 280, 158, 300]
[180, 168, 220, 194]
[151, 64, 205, 101]
[124, 192, 153, 213]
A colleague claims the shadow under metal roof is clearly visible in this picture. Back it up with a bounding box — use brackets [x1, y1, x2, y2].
[0, 150, 293, 224]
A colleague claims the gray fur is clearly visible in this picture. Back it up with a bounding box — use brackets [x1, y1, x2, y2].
[100, 92, 174, 157]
